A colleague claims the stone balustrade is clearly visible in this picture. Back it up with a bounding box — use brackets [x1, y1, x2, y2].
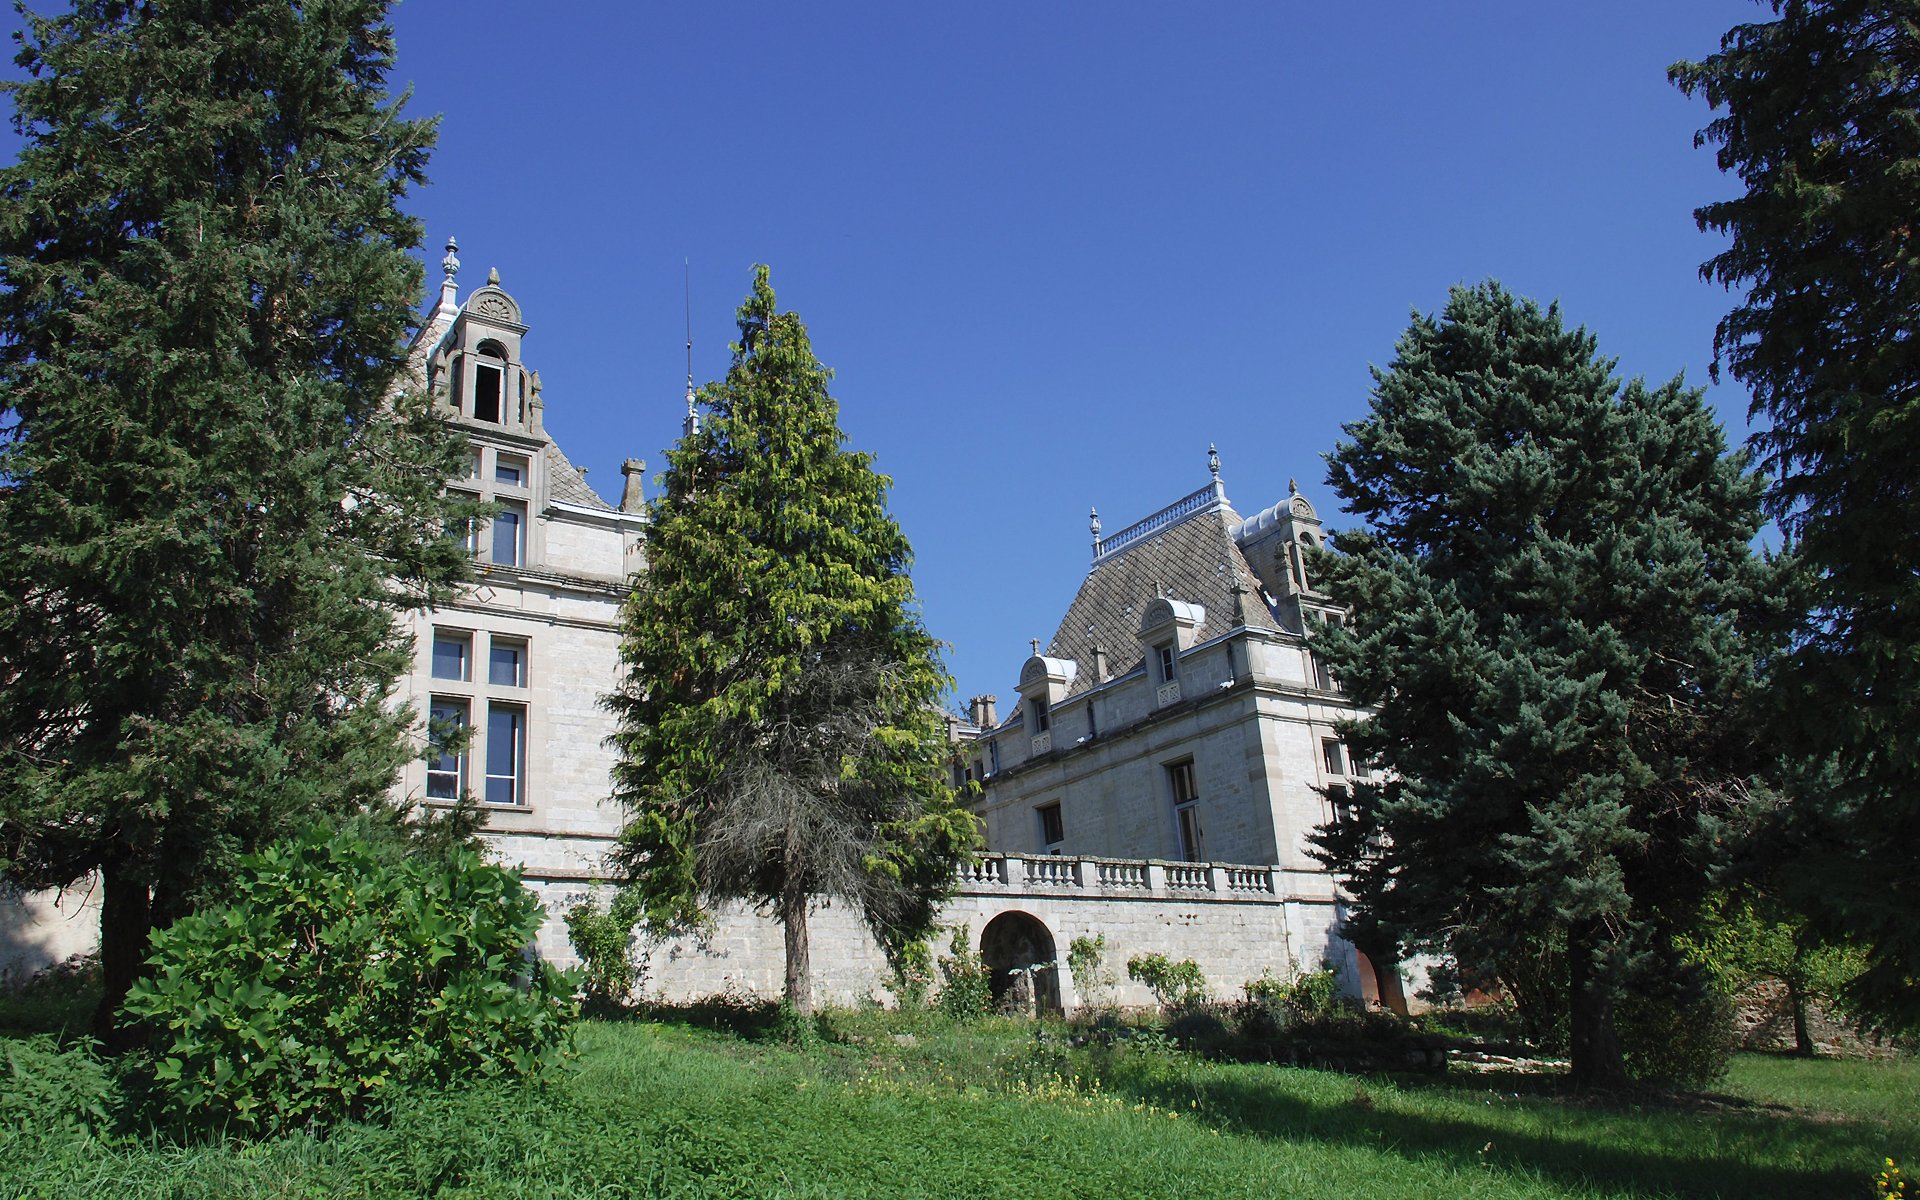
[953, 852, 1291, 903]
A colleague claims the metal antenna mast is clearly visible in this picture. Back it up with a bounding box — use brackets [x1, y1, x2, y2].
[683, 259, 698, 439]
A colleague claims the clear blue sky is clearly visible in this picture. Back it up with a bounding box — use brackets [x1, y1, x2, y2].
[4, 1, 1765, 708]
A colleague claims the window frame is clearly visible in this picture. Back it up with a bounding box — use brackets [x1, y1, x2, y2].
[484, 700, 527, 807]
[431, 630, 472, 682]
[1037, 801, 1064, 852]
[426, 697, 469, 801]
[1167, 759, 1203, 862]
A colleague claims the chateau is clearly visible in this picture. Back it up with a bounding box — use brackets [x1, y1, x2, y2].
[6, 253, 1387, 1010]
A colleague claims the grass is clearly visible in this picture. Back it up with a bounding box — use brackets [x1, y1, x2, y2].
[3, 1004, 1915, 1198]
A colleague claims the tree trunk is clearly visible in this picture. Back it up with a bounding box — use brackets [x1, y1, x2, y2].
[1566, 922, 1628, 1089]
[1788, 979, 1814, 1056]
[1371, 955, 1410, 1017]
[782, 876, 812, 1016]
[94, 860, 152, 1053]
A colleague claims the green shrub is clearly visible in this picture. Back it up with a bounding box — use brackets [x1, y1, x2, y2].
[1618, 985, 1739, 1089]
[1, 1036, 115, 1154]
[565, 889, 645, 1015]
[1126, 953, 1209, 1011]
[888, 936, 936, 1009]
[1067, 934, 1113, 1008]
[937, 926, 991, 1020]
[123, 824, 576, 1137]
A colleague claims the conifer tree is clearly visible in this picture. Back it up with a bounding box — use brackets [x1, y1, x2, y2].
[607, 266, 976, 1015]
[1309, 284, 1785, 1087]
[0, 0, 472, 1046]
[1672, 1, 1920, 1033]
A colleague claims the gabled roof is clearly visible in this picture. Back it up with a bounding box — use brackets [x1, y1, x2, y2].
[1043, 503, 1281, 697]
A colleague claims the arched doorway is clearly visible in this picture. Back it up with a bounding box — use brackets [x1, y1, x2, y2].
[979, 910, 1061, 1016]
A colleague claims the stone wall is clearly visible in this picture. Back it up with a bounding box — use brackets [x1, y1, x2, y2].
[527, 850, 1359, 1010]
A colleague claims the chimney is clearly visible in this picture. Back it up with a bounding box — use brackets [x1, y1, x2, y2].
[1091, 641, 1109, 683]
[620, 458, 646, 513]
[969, 695, 998, 728]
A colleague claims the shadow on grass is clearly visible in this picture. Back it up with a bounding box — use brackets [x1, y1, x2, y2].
[628, 996, 788, 1042]
[1103, 1059, 1871, 1199]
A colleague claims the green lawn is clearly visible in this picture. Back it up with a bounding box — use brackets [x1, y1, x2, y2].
[6, 1013, 1915, 1198]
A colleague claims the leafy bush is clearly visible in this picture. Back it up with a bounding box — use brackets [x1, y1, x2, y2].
[565, 889, 645, 1014]
[1126, 953, 1208, 1010]
[887, 936, 936, 1008]
[1618, 985, 1739, 1089]
[123, 824, 576, 1137]
[937, 925, 991, 1020]
[1067, 934, 1113, 1008]
[1242, 964, 1343, 1030]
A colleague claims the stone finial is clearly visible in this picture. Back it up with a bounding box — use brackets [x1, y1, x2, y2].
[441, 236, 460, 280]
[1029, 638, 1041, 657]
[1089, 506, 1102, 554]
[620, 458, 647, 513]
[1091, 640, 1109, 683]
[487, 266, 500, 286]
[1289, 477, 1300, 496]
[1231, 577, 1253, 627]
[1208, 443, 1220, 479]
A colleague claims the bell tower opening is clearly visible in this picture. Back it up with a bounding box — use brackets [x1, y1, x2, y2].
[473, 340, 507, 423]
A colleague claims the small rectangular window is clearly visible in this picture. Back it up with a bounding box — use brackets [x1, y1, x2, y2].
[427, 699, 468, 800]
[431, 632, 470, 681]
[465, 450, 481, 481]
[495, 454, 527, 487]
[1156, 642, 1177, 683]
[1323, 738, 1346, 776]
[492, 502, 525, 567]
[1038, 802, 1064, 849]
[485, 702, 525, 805]
[489, 637, 526, 687]
[474, 363, 502, 422]
[1030, 696, 1050, 733]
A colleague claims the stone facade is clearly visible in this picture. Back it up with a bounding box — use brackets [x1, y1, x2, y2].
[957, 458, 1387, 1003]
[392, 247, 644, 907]
[537, 852, 1346, 1011]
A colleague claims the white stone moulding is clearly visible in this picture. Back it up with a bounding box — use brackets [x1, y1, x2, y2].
[1030, 731, 1052, 756]
[1156, 680, 1182, 707]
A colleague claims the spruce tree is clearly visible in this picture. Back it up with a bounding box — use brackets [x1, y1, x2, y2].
[607, 266, 976, 1015]
[1309, 284, 1785, 1087]
[1672, 1, 1920, 1033]
[0, 0, 472, 1046]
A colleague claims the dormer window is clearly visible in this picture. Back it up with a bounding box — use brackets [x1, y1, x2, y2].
[1156, 642, 1177, 684]
[1030, 695, 1051, 734]
[472, 341, 507, 423]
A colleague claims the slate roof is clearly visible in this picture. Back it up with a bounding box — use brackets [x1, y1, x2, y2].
[544, 441, 612, 511]
[1043, 502, 1284, 698]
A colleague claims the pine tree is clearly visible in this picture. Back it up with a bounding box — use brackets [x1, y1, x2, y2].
[1309, 284, 1786, 1087]
[607, 266, 977, 1015]
[1672, 1, 1920, 1034]
[0, 0, 473, 1046]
